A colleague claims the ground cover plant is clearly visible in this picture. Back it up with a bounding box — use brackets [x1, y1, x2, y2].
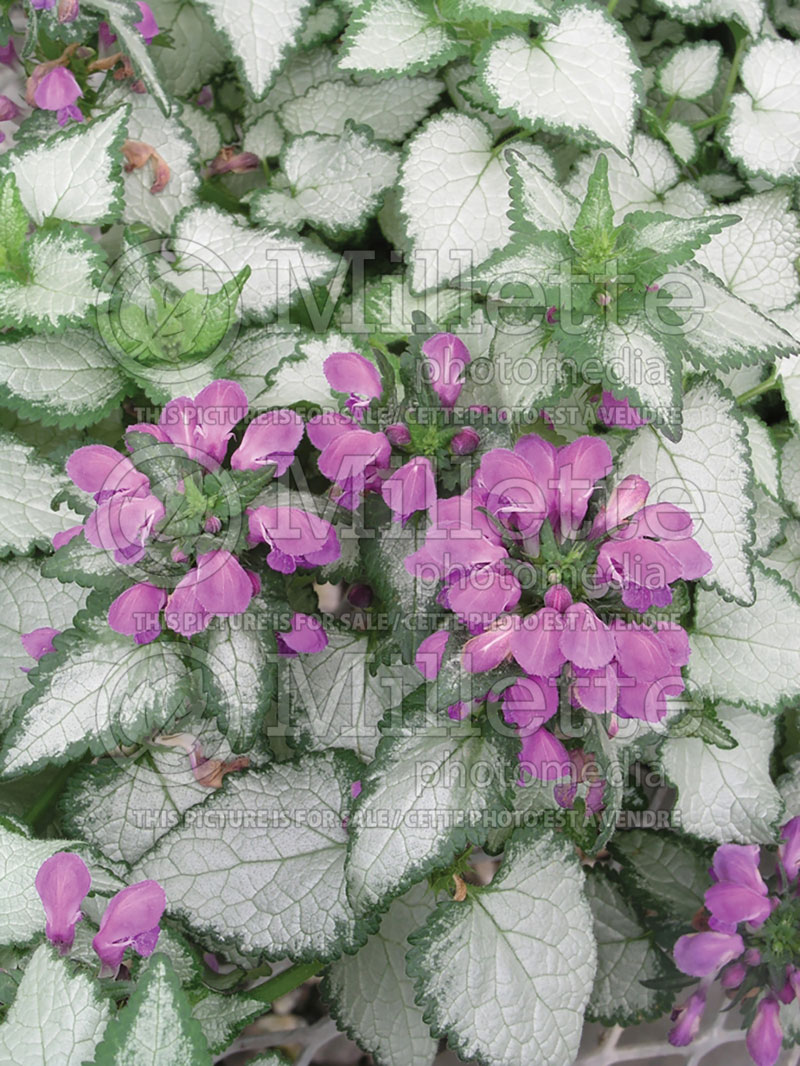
[0, 0, 800, 1063]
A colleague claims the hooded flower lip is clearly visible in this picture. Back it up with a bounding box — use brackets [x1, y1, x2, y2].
[501, 677, 568, 784]
[673, 931, 746, 977]
[52, 525, 84, 550]
[421, 333, 471, 410]
[230, 409, 304, 474]
[108, 583, 167, 645]
[159, 551, 255, 638]
[84, 491, 166, 565]
[439, 561, 521, 629]
[704, 843, 772, 932]
[66, 444, 150, 503]
[133, 1, 159, 43]
[164, 568, 209, 638]
[669, 988, 707, 1048]
[35, 852, 91, 954]
[746, 996, 783, 1066]
[20, 627, 60, 667]
[131, 380, 248, 471]
[248, 506, 340, 573]
[194, 550, 254, 617]
[381, 456, 436, 524]
[323, 351, 383, 419]
[307, 414, 391, 511]
[91, 880, 166, 976]
[415, 629, 451, 680]
[33, 67, 83, 126]
[779, 816, 800, 884]
[588, 475, 650, 540]
[0, 94, 19, 122]
[276, 612, 328, 656]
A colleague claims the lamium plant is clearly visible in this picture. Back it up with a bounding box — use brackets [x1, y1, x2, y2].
[0, 1, 799, 1065]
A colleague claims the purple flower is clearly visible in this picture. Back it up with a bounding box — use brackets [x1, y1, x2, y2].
[248, 506, 340, 573]
[746, 997, 782, 1066]
[462, 615, 516, 674]
[66, 444, 150, 503]
[323, 351, 383, 420]
[230, 409, 304, 475]
[52, 526, 84, 550]
[508, 607, 567, 678]
[439, 561, 521, 630]
[276, 612, 328, 656]
[57, 0, 80, 23]
[588, 475, 650, 539]
[673, 931, 745, 977]
[84, 491, 165, 565]
[98, 20, 117, 48]
[0, 40, 16, 65]
[555, 437, 614, 538]
[132, 380, 248, 471]
[596, 503, 712, 610]
[381, 456, 436, 524]
[30, 0, 55, 8]
[92, 880, 166, 977]
[195, 550, 255, 617]
[669, 989, 707, 1047]
[779, 815, 800, 884]
[35, 852, 91, 953]
[501, 677, 567, 784]
[705, 844, 772, 932]
[0, 95, 19, 121]
[108, 583, 167, 644]
[307, 412, 391, 510]
[404, 490, 507, 580]
[596, 390, 649, 429]
[164, 568, 209, 638]
[415, 630, 450, 679]
[422, 334, 470, 410]
[403, 432, 707, 749]
[162, 551, 255, 637]
[33, 67, 83, 126]
[134, 1, 159, 43]
[20, 627, 60, 667]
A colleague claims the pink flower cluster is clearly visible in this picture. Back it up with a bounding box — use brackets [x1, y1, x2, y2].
[35, 852, 165, 977]
[408, 434, 712, 783]
[308, 335, 478, 516]
[56, 381, 339, 643]
[670, 820, 800, 1066]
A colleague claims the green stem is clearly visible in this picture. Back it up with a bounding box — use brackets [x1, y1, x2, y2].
[606, 0, 619, 14]
[660, 93, 678, 123]
[692, 25, 748, 132]
[24, 763, 75, 832]
[691, 112, 725, 131]
[243, 960, 324, 1005]
[736, 370, 779, 406]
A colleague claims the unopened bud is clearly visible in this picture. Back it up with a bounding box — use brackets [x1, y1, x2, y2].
[450, 426, 479, 456]
[385, 422, 411, 446]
